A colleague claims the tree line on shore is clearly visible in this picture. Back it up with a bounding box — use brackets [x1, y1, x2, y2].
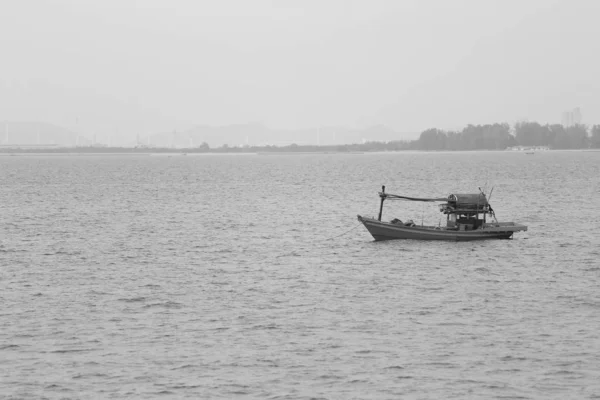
[416, 122, 600, 151]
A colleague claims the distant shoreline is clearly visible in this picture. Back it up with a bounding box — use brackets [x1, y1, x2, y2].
[2, 149, 599, 157]
[0, 152, 153, 156]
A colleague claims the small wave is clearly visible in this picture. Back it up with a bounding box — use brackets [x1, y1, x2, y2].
[546, 370, 582, 376]
[55, 250, 82, 255]
[72, 373, 109, 379]
[455, 379, 482, 384]
[44, 384, 73, 392]
[88, 290, 109, 295]
[282, 251, 307, 258]
[170, 364, 196, 370]
[118, 297, 147, 303]
[0, 344, 19, 350]
[213, 326, 230, 331]
[582, 301, 600, 309]
[154, 390, 176, 395]
[143, 301, 183, 309]
[490, 368, 522, 373]
[346, 379, 368, 384]
[250, 324, 279, 330]
[168, 384, 204, 389]
[426, 362, 457, 367]
[318, 374, 342, 380]
[438, 322, 467, 326]
[500, 356, 528, 361]
[48, 348, 93, 354]
[384, 365, 405, 370]
[210, 281, 230, 286]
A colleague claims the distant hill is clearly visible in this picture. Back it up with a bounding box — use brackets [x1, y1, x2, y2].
[148, 123, 417, 148]
[0, 121, 87, 146]
[0, 120, 418, 148]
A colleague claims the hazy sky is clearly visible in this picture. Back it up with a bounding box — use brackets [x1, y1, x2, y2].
[1, 0, 598, 139]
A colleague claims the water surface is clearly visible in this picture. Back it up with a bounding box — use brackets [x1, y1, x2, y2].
[1, 151, 599, 399]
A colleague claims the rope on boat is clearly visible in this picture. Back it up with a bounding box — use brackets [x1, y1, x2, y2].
[324, 222, 363, 241]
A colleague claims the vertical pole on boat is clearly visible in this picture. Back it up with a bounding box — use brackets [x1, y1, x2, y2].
[483, 203, 487, 225]
[478, 188, 487, 226]
[378, 185, 385, 221]
[476, 192, 480, 229]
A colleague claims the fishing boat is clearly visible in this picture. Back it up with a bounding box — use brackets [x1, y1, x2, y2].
[357, 186, 527, 241]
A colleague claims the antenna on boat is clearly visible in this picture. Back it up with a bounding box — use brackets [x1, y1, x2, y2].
[479, 186, 498, 223]
[488, 187, 498, 222]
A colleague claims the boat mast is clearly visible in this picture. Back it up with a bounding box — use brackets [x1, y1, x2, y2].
[378, 185, 385, 221]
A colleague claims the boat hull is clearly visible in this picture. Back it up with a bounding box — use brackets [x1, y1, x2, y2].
[357, 215, 524, 241]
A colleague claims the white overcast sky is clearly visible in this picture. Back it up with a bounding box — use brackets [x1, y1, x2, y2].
[1, 0, 598, 138]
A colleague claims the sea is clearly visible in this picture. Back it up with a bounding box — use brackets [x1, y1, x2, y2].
[1, 150, 599, 399]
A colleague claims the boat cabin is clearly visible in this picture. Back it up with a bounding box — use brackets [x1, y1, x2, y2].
[440, 193, 490, 230]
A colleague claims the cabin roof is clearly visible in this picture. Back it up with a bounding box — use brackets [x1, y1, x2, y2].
[448, 193, 488, 206]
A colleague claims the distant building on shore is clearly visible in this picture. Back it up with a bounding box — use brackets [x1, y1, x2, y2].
[507, 146, 550, 151]
[562, 107, 582, 127]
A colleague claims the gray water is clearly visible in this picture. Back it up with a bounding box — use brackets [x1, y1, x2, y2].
[1, 151, 599, 399]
